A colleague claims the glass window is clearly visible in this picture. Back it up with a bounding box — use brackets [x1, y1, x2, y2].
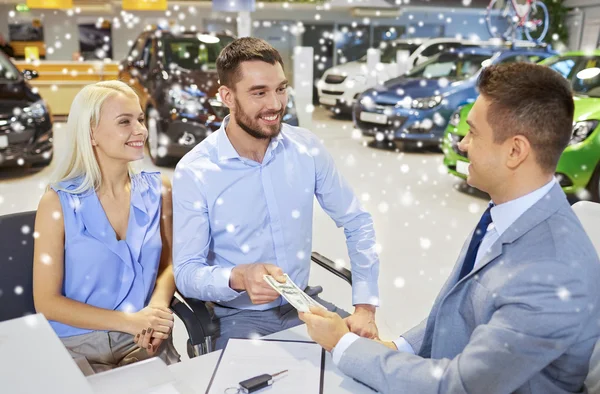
[128, 36, 147, 61]
[421, 42, 456, 57]
[138, 39, 153, 70]
[0, 51, 20, 81]
[377, 41, 420, 64]
[163, 35, 233, 70]
[572, 57, 600, 98]
[407, 52, 490, 80]
[336, 24, 370, 63]
[499, 54, 544, 65]
[543, 56, 579, 79]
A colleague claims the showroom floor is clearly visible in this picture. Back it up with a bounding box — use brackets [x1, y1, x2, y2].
[0, 107, 490, 358]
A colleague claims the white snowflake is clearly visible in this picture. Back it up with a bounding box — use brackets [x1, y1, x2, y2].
[226, 224, 235, 233]
[431, 366, 444, 380]
[291, 210, 301, 219]
[420, 238, 432, 250]
[378, 202, 389, 213]
[14, 286, 23, 295]
[241, 244, 250, 254]
[21, 225, 30, 235]
[557, 287, 571, 301]
[468, 203, 480, 214]
[394, 277, 406, 288]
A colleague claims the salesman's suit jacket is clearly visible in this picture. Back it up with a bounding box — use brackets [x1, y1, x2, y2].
[339, 184, 600, 393]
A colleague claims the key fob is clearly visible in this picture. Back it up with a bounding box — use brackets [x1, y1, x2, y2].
[239, 374, 273, 393]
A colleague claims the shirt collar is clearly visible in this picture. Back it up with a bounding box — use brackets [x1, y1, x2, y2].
[490, 177, 557, 237]
[217, 114, 285, 163]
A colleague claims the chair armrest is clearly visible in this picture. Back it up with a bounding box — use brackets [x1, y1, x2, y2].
[311, 252, 352, 286]
[169, 291, 218, 346]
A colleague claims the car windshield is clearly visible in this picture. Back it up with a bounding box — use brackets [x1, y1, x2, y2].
[571, 57, 600, 98]
[358, 42, 420, 64]
[381, 43, 420, 63]
[164, 34, 233, 70]
[0, 52, 20, 82]
[406, 52, 491, 80]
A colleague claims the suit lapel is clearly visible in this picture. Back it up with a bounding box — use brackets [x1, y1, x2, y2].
[457, 183, 567, 284]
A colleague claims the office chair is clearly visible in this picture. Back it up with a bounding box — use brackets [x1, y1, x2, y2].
[0, 211, 352, 358]
[572, 201, 600, 393]
[0, 211, 215, 357]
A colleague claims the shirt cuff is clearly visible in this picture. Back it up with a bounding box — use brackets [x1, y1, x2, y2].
[351, 281, 380, 307]
[393, 337, 415, 355]
[332, 332, 360, 366]
[197, 266, 244, 302]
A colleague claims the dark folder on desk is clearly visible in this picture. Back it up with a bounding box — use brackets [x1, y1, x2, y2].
[206, 338, 325, 394]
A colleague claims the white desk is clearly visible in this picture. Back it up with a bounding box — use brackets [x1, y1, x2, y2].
[168, 325, 374, 393]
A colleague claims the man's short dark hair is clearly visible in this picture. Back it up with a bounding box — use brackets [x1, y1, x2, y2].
[477, 62, 574, 172]
[216, 37, 284, 89]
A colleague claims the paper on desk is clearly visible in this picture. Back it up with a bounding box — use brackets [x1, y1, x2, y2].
[206, 338, 324, 394]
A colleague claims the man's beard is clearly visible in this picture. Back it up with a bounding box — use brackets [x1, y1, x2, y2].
[234, 98, 283, 140]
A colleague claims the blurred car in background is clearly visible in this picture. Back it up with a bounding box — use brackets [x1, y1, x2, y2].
[353, 45, 555, 149]
[442, 51, 600, 202]
[317, 38, 484, 116]
[120, 29, 298, 166]
[0, 50, 53, 168]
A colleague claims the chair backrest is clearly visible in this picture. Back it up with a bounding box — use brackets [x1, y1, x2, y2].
[0, 211, 37, 322]
[572, 201, 600, 255]
[573, 202, 600, 391]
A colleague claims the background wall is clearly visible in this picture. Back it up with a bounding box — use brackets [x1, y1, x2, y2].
[0, 3, 505, 64]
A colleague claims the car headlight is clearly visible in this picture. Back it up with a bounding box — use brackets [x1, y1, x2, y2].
[411, 95, 443, 109]
[22, 99, 48, 120]
[449, 108, 462, 127]
[570, 120, 599, 145]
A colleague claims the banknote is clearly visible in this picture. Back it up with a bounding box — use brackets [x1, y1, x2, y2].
[263, 274, 326, 313]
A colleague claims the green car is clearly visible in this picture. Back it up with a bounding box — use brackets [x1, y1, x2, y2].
[443, 51, 600, 202]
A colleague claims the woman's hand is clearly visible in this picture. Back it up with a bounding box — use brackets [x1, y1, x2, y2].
[134, 328, 168, 355]
[123, 305, 174, 337]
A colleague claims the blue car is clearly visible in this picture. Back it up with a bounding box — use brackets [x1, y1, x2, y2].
[353, 45, 556, 148]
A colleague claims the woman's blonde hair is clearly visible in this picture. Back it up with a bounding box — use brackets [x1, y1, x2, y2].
[50, 80, 141, 194]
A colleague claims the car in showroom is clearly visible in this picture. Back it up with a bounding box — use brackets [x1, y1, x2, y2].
[353, 45, 555, 149]
[317, 37, 485, 116]
[119, 29, 299, 166]
[442, 51, 600, 202]
[0, 50, 53, 168]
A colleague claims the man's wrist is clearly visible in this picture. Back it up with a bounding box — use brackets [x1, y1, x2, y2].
[354, 304, 376, 315]
[229, 266, 245, 291]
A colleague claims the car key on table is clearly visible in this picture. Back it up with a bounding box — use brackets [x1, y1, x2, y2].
[238, 369, 288, 393]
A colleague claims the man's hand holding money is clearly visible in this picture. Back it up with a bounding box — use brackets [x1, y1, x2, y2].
[230, 263, 287, 304]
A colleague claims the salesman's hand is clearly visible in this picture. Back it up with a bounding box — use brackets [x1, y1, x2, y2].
[299, 307, 349, 352]
[344, 304, 379, 339]
[230, 263, 286, 305]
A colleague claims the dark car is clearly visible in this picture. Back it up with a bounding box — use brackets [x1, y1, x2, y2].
[0, 51, 53, 168]
[119, 29, 299, 166]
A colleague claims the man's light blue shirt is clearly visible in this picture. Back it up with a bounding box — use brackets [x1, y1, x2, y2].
[333, 178, 557, 364]
[172, 116, 380, 311]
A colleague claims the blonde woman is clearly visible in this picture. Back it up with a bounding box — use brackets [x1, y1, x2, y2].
[32, 80, 180, 374]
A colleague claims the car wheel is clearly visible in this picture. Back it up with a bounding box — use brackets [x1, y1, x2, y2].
[146, 107, 172, 167]
[588, 162, 600, 203]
